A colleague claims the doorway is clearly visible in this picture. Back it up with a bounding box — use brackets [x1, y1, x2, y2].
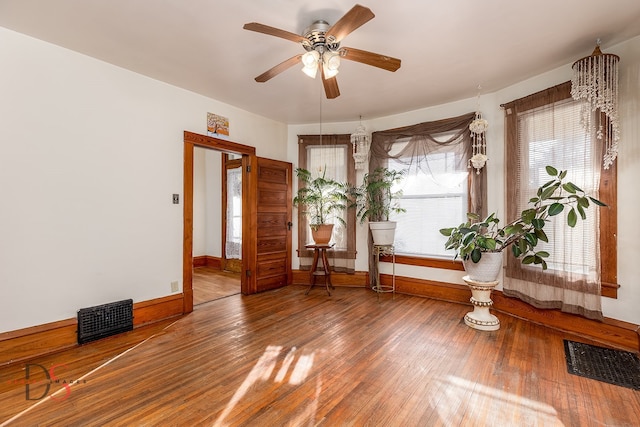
[183, 131, 255, 314]
[182, 131, 293, 314]
[191, 148, 241, 305]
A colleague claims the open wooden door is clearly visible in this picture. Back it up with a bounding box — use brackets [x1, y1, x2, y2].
[245, 157, 292, 292]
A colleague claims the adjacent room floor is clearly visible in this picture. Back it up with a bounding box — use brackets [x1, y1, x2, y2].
[192, 266, 240, 305]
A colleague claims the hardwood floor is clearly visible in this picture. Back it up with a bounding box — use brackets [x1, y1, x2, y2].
[1, 286, 638, 426]
[193, 266, 240, 305]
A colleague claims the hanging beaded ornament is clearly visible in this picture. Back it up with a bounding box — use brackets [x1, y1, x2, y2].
[571, 41, 620, 169]
[468, 112, 488, 174]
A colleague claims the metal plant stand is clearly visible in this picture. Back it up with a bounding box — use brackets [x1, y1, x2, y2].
[372, 244, 395, 301]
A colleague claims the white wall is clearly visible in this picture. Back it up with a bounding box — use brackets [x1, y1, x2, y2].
[192, 148, 223, 258]
[288, 35, 640, 325]
[0, 27, 287, 333]
[193, 147, 207, 257]
[598, 35, 640, 324]
[204, 150, 223, 257]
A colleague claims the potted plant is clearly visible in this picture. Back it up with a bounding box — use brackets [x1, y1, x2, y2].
[439, 165, 605, 281]
[293, 168, 348, 245]
[350, 167, 406, 245]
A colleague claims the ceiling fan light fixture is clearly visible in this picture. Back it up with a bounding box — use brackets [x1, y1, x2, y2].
[323, 65, 338, 79]
[301, 51, 320, 78]
[244, 4, 401, 98]
[302, 64, 318, 79]
[302, 50, 320, 67]
[322, 51, 341, 78]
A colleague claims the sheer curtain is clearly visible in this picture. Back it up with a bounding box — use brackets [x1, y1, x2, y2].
[368, 113, 485, 277]
[305, 143, 349, 250]
[369, 113, 486, 214]
[370, 112, 485, 219]
[503, 82, 603, 320]
[297, 134, 356, 273]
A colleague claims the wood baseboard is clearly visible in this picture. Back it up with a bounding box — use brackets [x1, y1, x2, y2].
[193, 256, 222, 269]
[0, 319, 78, 368]
[0, 294, 185, 367]
[131, 294, 184, 327]
[381, 273, 640, 353]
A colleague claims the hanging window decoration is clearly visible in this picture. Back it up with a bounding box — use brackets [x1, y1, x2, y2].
[571, 40, 620, 169]
[350, 116, 370, 170]
[468, 86, 488, 174]
[468, 112, 488, 175]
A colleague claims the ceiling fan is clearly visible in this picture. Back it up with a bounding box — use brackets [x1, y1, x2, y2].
[243, 4, 401, 99]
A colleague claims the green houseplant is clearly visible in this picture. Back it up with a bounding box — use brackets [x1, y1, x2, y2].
[439, 165, 605, 279]
[350, 167, 406, 245]
[293, 168, 348, 245]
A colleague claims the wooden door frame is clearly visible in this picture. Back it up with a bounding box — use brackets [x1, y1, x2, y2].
[183, 131, 257, 314]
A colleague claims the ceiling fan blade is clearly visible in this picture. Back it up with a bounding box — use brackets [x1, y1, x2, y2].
[322, 68, 340, 99]
[255, 55, 303, 82]
[243, 22, 307, 44]
[339, 46, 401, 72]
[325, 4, 375, 44]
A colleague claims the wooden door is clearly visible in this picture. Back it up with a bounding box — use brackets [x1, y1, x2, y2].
[250, 157, 292, 292]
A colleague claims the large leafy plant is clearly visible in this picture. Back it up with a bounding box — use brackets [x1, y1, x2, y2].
[350, 167, 407, 223]
[439, 166, 605, 270]
[293, 168, 348, 229]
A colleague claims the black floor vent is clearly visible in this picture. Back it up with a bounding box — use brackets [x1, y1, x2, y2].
[77, 299, 133, 344]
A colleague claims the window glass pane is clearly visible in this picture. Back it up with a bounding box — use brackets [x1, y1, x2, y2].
[388, 137, 468, 257]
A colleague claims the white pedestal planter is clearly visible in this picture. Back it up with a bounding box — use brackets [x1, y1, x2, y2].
[462, 275, 500, 331]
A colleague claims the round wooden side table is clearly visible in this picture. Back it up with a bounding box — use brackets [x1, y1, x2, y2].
[305, 244, 335, 295]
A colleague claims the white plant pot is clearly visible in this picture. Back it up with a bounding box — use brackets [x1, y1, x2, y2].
[462, 252, 503, 282]
[369, 221, 397, 246]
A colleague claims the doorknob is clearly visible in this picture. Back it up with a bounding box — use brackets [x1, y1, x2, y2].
[287, 221, 293, 230]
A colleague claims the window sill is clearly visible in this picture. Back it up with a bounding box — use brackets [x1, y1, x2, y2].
[601, 281, 619, 299]
[297, 248, 357, 259]
[379, 253, 464, 271]
[381, 254, 618, 298]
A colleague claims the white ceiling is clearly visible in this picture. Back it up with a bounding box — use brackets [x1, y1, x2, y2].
[1, 0, 640, 124]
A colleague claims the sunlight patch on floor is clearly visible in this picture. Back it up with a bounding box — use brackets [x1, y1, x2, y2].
[430, 375, 564, 426]
[213, 345, 316, 426]
[289, 353, 314, 385]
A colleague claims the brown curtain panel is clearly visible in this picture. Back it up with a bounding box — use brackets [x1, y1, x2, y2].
[366, 112, 486, 281]
[297, 134, 357, 273]
[502, 81, 603, 321]
[369, 112, 485, 216]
